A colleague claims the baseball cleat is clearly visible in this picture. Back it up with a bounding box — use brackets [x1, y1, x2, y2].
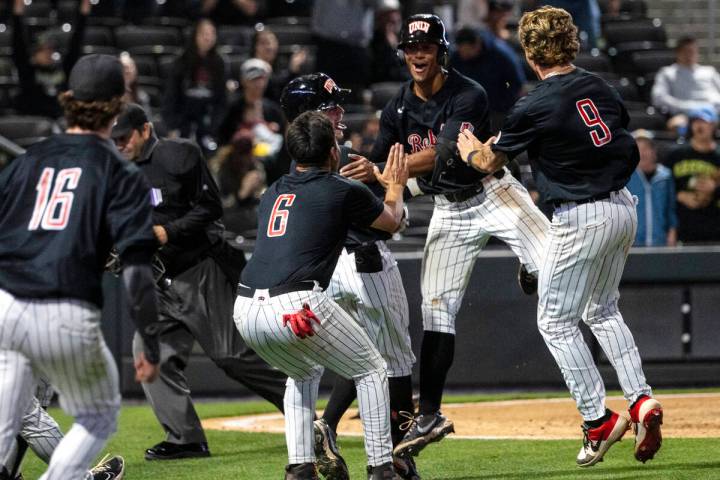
[285, 462, 319, 480]
[629, 396, 663, 463]
[144, 441, 210, 460]
[313, 418, 350, 480]
[90, 454, 124, 480]
[517, 264, 538, 295]
[576, 411, 630, 467]
[366, 462, 397, 480]
[393, 411, 455, 457]
[393, 451, 422, 479]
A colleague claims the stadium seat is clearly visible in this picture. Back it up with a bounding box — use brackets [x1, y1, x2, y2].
[603, 19, 667, 46]
[264, 16, 311, 27]
[608, 41, 668, 73]
[627, 109, 667, 131]
[115, 26, 182, 51]
[370, 82, 403, 110]
[140, 17, 191, 30]
[23, 1, 53, 19]
[132, 56, 159, 79]
[574, 51, 613, 73]
[216, 26, 253, 48]
[607, 77, 641, 101]
[43, 26, 115, 50]
[630, 50, 676, 75]
[0, 115, 58, 148]
[81, 45, 118, 56]
[267, 25, 313, 46]
[226, 55, 251, 80]
[0, 26, 11, 49]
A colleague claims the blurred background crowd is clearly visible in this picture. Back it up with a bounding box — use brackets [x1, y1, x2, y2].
[0, 0, 718, 248]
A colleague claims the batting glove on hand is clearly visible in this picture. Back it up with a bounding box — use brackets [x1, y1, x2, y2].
[283, 303, 320, 339]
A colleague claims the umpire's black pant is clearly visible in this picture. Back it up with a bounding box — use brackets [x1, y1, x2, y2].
[133, 256, 287, 445]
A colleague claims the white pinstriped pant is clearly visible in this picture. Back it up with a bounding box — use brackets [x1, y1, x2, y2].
[538, 188, 652, 421]
[234, 287, 392, 467]
[422, 169, 549, 334]
[0, 289, 119, 480]
[327, 241, 415, 377]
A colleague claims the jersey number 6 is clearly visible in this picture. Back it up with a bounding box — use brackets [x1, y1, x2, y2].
[267, 194, 296, 238]
[28, 167, 83, 231]
[576, 99, 612, 147]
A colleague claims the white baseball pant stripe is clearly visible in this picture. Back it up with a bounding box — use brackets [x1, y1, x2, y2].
[422, 169, 549, 334]
[234, 287, 392, 467]
[0, 289, 120, 480]
[538, 188, 652, 421]
[328, 241, 415, 377]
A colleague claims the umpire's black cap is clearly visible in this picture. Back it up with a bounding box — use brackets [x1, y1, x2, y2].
[398, 14, 449, 52]
[111, 103, 149, 138]
[280, 73, 350, 122]
[68, 54, 126, 102]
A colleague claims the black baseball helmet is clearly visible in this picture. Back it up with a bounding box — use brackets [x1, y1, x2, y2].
[280, 73, 351, 122]
[398, 14, 449, 53]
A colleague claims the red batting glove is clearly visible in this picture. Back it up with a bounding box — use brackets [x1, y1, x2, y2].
[282, 303, 320, 339]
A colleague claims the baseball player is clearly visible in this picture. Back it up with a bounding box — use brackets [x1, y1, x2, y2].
[457, 6, 663, 467]
[234, 111, 408, 480]
[280, 74, 419, 480]
[111, 104, 288, 460]
[0, 54, 160, 480]
[5, 379, 125, 480]
[370, 14, 549, 458]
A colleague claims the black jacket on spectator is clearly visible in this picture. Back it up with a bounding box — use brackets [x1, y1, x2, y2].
[370, 28, 410, 84]
[162, 47, 227, 140]
[11, 11, 86, 118]
[135, 131, 224, 277]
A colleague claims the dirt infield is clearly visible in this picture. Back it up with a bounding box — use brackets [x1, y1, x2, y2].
[203, 393, 719, 439]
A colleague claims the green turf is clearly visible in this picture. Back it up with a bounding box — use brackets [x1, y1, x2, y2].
[18, 391, 720, 479]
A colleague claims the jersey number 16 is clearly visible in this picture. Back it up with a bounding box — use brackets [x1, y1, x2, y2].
[576, 99, 612, 147]
[28, 167, 82, 231]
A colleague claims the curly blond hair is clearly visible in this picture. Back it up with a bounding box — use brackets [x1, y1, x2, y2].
[519, 6, 579, 68]
[58, 91, 125, 131]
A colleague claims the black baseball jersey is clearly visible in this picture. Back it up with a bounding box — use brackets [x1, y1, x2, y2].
[369, 68, 492, 194]
[0, 134, 156, 306]
[493, 68, 639, 203]
[242, 168, 384, 289]
[290, 145, 390, 249]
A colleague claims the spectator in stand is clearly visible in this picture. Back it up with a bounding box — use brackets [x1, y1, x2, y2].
[311, 0, 374, 99]
[252, 28, 310, 101]
[202, 0, 263, 26]
[11, 0, 91, 118]
[664, 106, 720, 243]
[456, 0, 489, 29]
[370, 0, 410, 83]
[209, 129, 266, 234]
[349, 115, 381, 158]
[626, 130, 678, 246]
[652, 36, 720, 128]
[485, 0, 516, 42]
[217, 58, 287, 183]
[450, 26, 525, 130]
[162, 18, 227, 146]
[119, 52, 153, 116]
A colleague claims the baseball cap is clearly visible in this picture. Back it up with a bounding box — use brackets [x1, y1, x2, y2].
[68, 54, 126, 102]
[241, 58, 272, 81]
[688, 105, 719, 124]
[111, 103, 149, 139]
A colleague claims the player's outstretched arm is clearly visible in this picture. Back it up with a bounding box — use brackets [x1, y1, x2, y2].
[340, 154, 377, 183]
[372, 143, 408, 233]
[457, 130, 507, 173]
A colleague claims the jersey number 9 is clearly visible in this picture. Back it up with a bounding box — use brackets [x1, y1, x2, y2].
[576, 99, 612, 147]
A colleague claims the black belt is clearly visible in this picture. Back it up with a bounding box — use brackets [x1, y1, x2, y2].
[443, 169, 505, 203]
[237, 280, 316, 298]
[552, 191, 612, 208]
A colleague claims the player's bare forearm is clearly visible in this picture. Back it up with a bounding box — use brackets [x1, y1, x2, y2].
[372, 143, 409, 232]
[384, 184, 405, 229]
[407, 148, 436, 176]
[457, 129, 506, 173]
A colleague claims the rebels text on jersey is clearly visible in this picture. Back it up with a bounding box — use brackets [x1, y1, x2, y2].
[242, 168, 384, 290]
[369, 69, 492, 194]
[0, 134, 156, 306]
[493, 68, 639, 203]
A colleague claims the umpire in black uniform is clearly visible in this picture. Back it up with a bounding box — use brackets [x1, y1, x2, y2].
[112, 104, 287, 460]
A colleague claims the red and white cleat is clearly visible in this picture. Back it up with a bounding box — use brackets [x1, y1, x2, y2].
[629, 396, 663, 463]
